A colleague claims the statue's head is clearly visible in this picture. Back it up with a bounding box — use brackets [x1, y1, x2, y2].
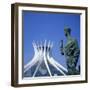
[64, 27, 71, 37]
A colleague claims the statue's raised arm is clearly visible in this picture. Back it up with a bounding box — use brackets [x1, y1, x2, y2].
[60, 40, 64, 55]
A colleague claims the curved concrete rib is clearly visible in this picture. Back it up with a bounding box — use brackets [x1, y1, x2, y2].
[24, 49, 44, 73]
[24, 41, 43, 73]
[24, 57, 39, 73]
[24, 42, 39, 69]
[24, 54, 38, 69]
[43, 40, 52, 76]
[47, 53, 66, 75]
[32, 58, 43, 77]
[51, 58, 68, 72]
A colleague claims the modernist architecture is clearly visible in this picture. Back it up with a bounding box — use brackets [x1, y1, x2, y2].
[24, 40, 68, 77]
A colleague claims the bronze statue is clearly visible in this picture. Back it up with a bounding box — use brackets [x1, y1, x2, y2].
[60, 27, 80, 75]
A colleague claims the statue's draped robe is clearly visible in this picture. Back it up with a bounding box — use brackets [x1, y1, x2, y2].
[64, 39, 80, 75]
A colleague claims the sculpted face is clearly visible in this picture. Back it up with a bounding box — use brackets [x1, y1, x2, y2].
[64, 30, 68, 37]
[64, 27, 71, 37]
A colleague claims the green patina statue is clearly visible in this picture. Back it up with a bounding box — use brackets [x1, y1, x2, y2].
[60, 27, 80, 75]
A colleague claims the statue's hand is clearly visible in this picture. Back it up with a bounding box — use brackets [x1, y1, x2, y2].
[60, 40, 63, 48]
[60, 40, 64, 55]
[60, 48, 64, 55]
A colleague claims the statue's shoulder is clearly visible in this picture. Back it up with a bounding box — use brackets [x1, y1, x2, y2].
[65, 38, 73, 46]
[64, 38, 77, 49]
[72, 38, 79, 46]
[69, 38, 78, 45]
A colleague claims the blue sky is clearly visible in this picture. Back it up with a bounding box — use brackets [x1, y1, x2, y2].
[22, 11, 80, 68]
